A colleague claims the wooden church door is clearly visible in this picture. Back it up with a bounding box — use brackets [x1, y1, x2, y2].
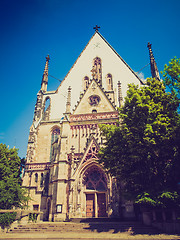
[84, 165, 108, 218]
[97, 193, 107, 217]
[86, 194, 95, 217]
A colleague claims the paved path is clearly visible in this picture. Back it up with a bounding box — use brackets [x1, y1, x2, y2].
[0, 231, 180, 240]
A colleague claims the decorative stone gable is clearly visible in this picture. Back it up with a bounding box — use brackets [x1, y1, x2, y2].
[77, 136, 100, 170]
[73, 80, 116, 115]
[83, 142, 99, 163]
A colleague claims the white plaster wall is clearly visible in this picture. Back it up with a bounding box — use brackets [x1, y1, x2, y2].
[43, 33, 142, 121]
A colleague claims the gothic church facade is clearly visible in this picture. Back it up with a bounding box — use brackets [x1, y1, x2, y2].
[22, 30, 146, 221]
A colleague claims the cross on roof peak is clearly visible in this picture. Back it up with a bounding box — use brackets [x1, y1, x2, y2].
[93, 25, 100, 32]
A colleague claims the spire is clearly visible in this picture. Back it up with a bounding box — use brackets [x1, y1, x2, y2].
[147, 43, 160, 80]
[118, 81, 123, 108]
[66, 86, 71, 114]
[41, 55, 50, 92]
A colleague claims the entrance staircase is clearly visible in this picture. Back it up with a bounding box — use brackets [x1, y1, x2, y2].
[10, 219, 162, 235]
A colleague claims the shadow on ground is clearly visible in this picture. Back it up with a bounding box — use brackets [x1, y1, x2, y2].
[80, 220, 163, 235]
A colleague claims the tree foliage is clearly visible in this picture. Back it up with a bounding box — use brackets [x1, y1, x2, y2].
[162, 57, 180, 97]
[99, 78, 180, 207]
[0, 144, 29, 210]
[0, 212, 17, 231]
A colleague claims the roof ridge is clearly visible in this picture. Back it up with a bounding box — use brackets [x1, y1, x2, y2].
[96, 31, 144, 85]
[56, 32, 97, 93]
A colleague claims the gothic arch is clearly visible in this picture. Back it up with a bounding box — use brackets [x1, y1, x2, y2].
[106, 73, 113, 90]
[50, 126, 60, 162]
[83, 76, 89, 90]
[50, 125, 60, 133]
[35, 173, 38, 183]
[82, 165, 107, 191]
[79, 163, 109, 218]
[93, 57, 102, 85]
[42, 97, 51, 121]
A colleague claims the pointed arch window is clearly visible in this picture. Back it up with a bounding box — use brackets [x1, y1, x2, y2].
[35, 173, 38, 183]
[50, 127, 60, 162]
[42, 97, 51, 121]
[40, 173, 44, 187]
[83, 167, 107, 191]
[106, 73, 113, 90]
[83, 76, 89, 90]
[93, 57, 102, 85]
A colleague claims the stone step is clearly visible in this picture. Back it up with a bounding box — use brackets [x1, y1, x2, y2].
[10, 221, 162, 235]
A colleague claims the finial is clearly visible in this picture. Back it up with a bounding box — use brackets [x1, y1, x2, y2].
[93, 25, 100, 32]
[46, 54, 50, 62]
[41, 54, 50, 92]
[147, 42, 152, 50]
[147, 43, 160, 80]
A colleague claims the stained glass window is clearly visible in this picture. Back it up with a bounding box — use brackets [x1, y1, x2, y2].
[84, 167, 107, 191]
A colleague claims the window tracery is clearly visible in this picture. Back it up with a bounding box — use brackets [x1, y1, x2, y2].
[83, 166, 107, 191]
[84, 143, 99, 162]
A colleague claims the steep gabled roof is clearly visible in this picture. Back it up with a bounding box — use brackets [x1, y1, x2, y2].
[56, 31, 143, 93]
[96, 32, 144, 84]
[56, 31, 96, 93]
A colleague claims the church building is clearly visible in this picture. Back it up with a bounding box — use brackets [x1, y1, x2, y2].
[22, 28, 158, 221]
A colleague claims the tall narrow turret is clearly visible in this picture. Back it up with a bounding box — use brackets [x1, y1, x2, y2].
[41, 55, 50, 92]
[117, 81, 123, 108]
[66, 86, 71, 114]
[147, 43, 160, 80]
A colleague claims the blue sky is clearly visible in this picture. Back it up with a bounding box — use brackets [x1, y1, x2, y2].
[0, 0, 180, 158]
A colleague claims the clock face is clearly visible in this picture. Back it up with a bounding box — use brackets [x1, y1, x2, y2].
[89, 95, 101, 106]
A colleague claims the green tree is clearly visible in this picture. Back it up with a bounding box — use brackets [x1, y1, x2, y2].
[0, 144, 28, 210]
[162, 57, 180, 97]
[99, 78, 180, 208]
[0, 144, 29, 230]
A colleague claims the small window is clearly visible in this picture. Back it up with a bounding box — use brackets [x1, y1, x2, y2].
[33, 205, 39, 211]
[106, 73, 113, 90]
[35, 173, 38, 183]
[40, 173, 44, 187]
[92, 109, 97, 114]
[83, 76, 89, 90]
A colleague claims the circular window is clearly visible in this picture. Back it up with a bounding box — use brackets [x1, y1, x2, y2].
[89, 95, 101, 106]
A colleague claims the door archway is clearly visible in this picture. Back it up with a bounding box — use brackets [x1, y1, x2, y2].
[83, 165, 107, 218]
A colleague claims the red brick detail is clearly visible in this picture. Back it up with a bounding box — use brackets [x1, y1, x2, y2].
[26, 163, 50, 171]
[70, 112, 119, 122]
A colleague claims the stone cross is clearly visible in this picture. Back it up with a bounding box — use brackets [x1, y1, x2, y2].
[93, 25, 100, 32]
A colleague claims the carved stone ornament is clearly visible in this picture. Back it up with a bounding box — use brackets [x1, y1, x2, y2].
[89, 95, 101, 106]
[91, 82, 96, 90]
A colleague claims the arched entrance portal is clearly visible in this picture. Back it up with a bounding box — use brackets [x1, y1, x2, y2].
[83, 166, 107, 218]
